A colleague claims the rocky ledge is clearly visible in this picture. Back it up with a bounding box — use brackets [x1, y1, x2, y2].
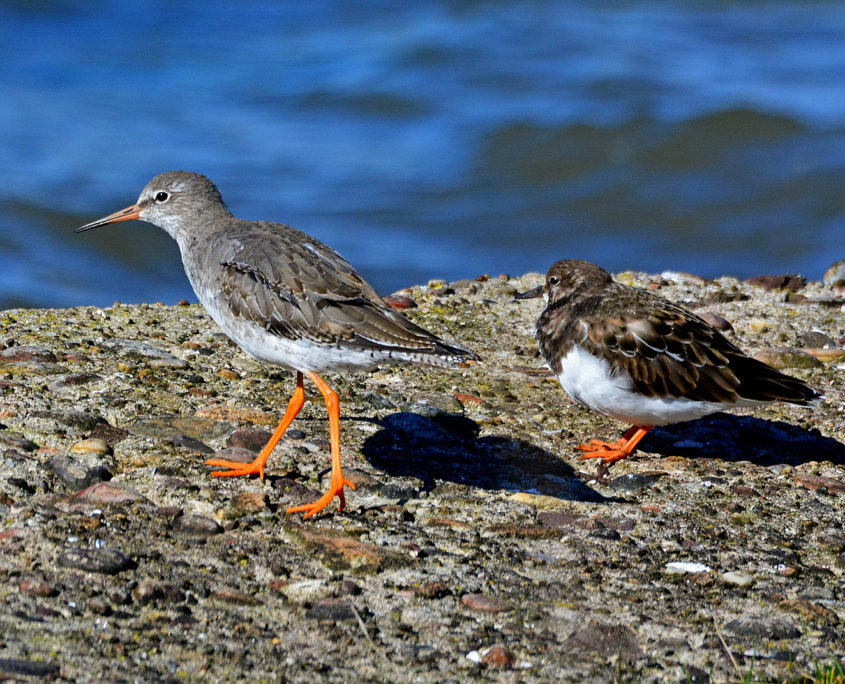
[0, 268, 843, 682]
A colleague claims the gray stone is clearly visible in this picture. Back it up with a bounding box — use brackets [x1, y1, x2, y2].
[57, 548, 133, 574]
[724, 616, 800, 640]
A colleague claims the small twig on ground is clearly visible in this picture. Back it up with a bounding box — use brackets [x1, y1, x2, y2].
[713, 613, 740, 675]
[348, 600, 393, 667]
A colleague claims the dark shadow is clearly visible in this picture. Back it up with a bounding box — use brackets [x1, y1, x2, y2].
[361, 411, 607, 503]
[639, 413, 845, 466]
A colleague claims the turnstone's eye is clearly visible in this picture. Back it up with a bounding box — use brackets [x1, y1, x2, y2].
[549, 276, 560, 285]
[155, 191, 170, 203]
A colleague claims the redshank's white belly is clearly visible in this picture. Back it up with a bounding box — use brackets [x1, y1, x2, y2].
[200, 296, 412, 374]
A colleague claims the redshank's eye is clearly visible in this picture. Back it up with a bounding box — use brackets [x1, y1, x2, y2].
[155, 191, 170, 203]
[549, 276, 560, 285]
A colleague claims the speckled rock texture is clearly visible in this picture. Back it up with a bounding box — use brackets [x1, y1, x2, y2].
[0, 270, 843, 682]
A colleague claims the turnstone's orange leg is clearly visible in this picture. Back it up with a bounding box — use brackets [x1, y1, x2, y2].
[206, 372, 306, 479]
[286, 371, 356, 519]
[576, 426, 651, 465]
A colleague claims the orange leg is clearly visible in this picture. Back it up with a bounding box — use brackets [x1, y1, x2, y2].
[576, 425, 651, 465]
[286, 371, 355, 519]
[206, 372, 306, 480]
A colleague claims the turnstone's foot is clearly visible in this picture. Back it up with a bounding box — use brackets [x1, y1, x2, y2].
[576, 447, 632, 465]
[575, 426, 651, 465]
[576, 437, 629, 453]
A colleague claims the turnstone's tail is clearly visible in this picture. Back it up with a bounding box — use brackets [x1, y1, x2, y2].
[730, 353, 822, 406]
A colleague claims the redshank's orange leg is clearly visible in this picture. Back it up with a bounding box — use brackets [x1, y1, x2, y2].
[206, 372, 306, 479]
[576, 426, 651, 465]
[286, 371, 355, 519]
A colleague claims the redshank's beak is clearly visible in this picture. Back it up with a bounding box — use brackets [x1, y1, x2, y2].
[74, 203, 143, 233]
[514, 284, 544, 300]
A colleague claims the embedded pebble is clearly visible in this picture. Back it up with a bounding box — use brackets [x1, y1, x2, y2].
[173, 514, 223, 537]
[172, 434, 213, 453]
[49, 372, 102, 391]
[57, 548, 132, 574]
[194, 405, 276, 425]
[609, 472, 660, 493]
[222, 491, 268, 519]
[746, 274, 805, 292]
[460, 593, 508, 613]
[0, 346, 57, 363]
[721, 571, 756, 588]
[748, 318, 771, 333]
[227, 428, 273, 452]
[46, 455, 111, 491]
[74, 481, 146, 505]
[127, 415, 233, 441]
[665, 561, 711, 574]
[0, 432, 37, 451]
[725, 616, 799, 640]
[305, 598, 356, 621]
[148, 357, 189, 368]
[70, 437, 110, 456]
[482, 645, 516, 668]
[210, 447, 255, 465]
[19, 576, 53, 597]
[383, 294, 417, 310]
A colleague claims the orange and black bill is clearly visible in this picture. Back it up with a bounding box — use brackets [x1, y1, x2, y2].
[75, 203, 142, 233]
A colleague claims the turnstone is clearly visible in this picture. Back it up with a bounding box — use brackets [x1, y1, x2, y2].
[76, 171, 478, 518]
[517, 259, 821, 465]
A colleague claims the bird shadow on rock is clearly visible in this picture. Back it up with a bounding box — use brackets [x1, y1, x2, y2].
[639, 412, 845, 467]
[360, 411, 607, 503]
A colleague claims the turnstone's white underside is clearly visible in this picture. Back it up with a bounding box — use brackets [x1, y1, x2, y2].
[556, 345, 763, 427]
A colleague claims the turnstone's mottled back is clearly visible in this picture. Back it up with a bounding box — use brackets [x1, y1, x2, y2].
[77, 171, 478, 518]
[517, 259, 821, 465]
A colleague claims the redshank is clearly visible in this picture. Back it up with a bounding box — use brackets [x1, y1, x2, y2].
[76, 171, 478, 518]
[517, 259, 821, 466]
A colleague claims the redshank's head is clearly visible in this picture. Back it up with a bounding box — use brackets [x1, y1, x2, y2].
[516, 259, 614, 305]
[75, 171, 230, 239]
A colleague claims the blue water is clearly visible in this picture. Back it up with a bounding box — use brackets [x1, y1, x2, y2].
[1, 1, 845, 309]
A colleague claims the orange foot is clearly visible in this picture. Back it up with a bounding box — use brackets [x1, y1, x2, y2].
[577, 437, 629, 453]
[206, 455, 266, 479]
[575, 426, 652, 465]
[286, 474, 357, 520]
[205, 372, 306, 481]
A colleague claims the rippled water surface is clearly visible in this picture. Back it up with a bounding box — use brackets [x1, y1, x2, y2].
[2, 1, 844, 308]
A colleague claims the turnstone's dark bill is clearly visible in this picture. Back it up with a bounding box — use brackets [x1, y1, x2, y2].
[76, 171, 478, 518]
[516, 259, 821, 466]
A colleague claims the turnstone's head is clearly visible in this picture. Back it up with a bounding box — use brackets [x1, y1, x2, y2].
[516, 259, 613, 305]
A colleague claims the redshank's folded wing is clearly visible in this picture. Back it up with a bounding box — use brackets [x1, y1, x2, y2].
[219, 226, 477, 359]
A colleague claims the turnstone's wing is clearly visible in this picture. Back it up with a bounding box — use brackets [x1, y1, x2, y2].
[576, 286, 816, 405]
[218, 223, 476, 357]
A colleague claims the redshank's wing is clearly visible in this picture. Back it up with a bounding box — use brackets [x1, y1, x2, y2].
[574, 286, 817, 405]
[218, 223, 477, 358]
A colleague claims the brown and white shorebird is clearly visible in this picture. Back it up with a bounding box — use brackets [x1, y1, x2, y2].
[516, 259, 821, 466]
[76, 171, 478, 518]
